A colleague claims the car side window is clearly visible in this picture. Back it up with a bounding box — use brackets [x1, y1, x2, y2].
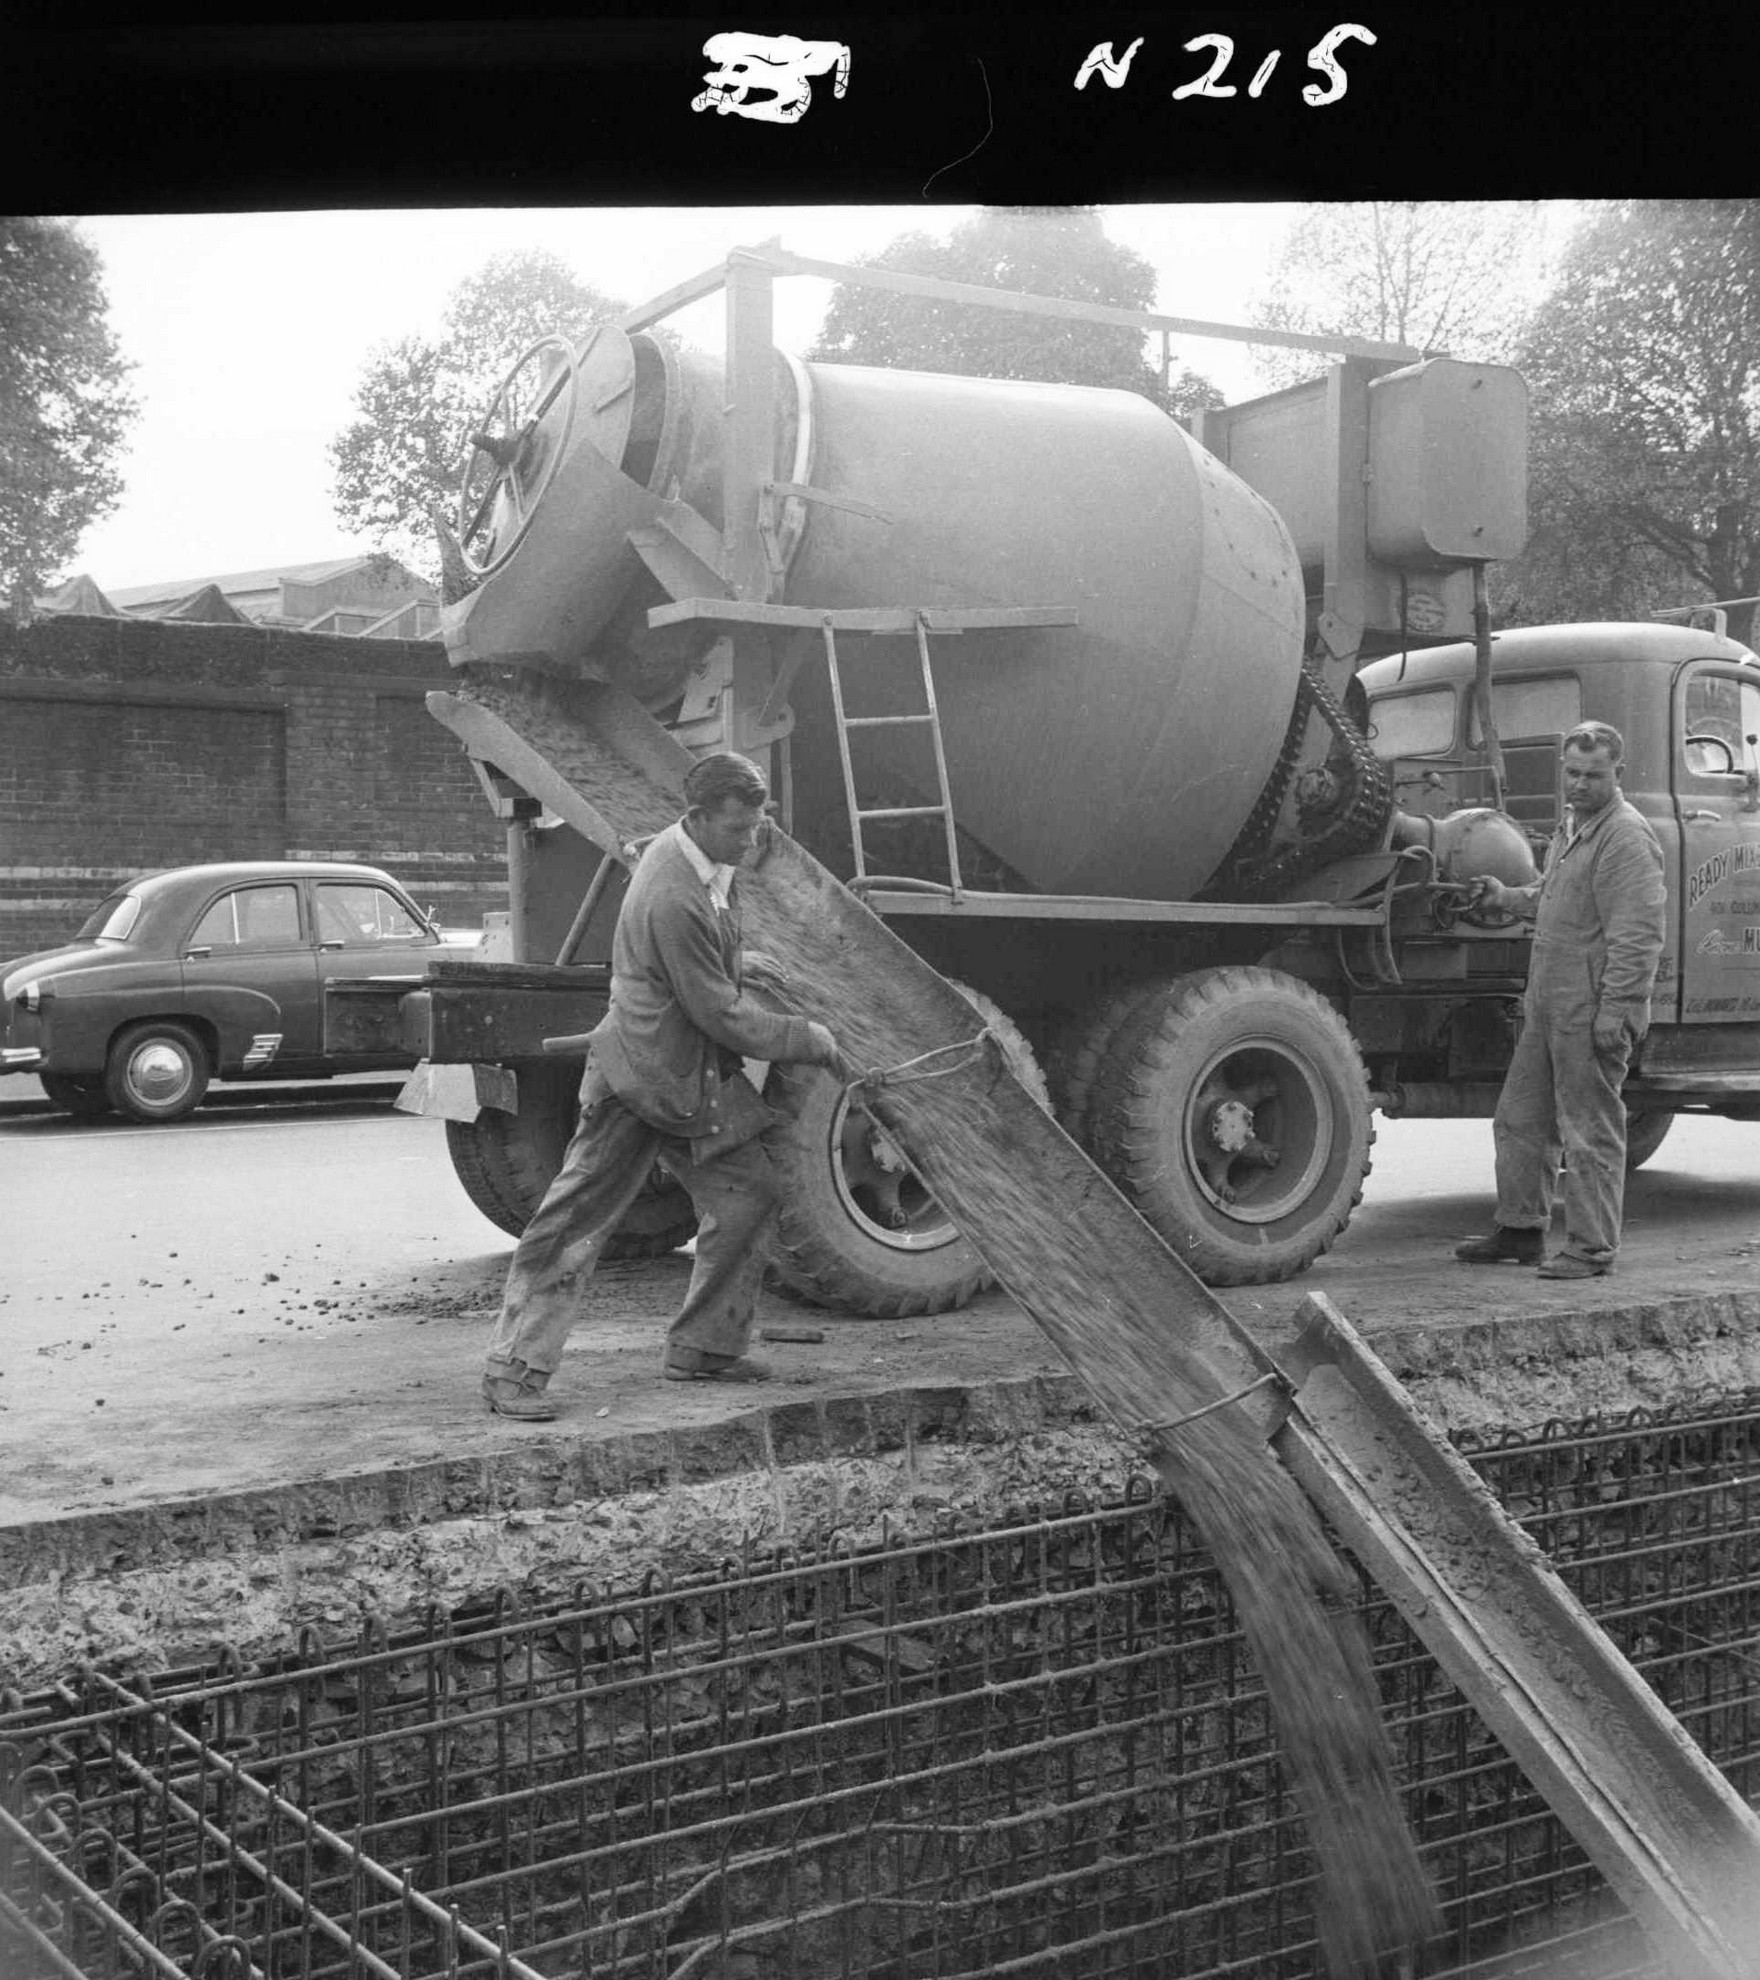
[188, 884, 303, 951]
[316, 883, 428, 946]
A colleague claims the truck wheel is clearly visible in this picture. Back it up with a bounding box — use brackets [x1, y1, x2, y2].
[763, 985, 1049, 1317]
[104, 1021, 211, 1124]
[40, 1072, 113, 1120]
[1625, 1109, 1675, 1171]
[1051, 978, 1175, 1146]
[444, 1061, 697, 1259]
[1087, 966, 1374, 1286]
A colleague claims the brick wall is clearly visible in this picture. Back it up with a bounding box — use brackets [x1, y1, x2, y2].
[0, 616, 506, 956]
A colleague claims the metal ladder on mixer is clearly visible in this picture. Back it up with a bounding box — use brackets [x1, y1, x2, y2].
[819, 611, 965, 896]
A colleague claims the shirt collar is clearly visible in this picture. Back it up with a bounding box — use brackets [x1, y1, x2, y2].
[1561, 796, 1620, 848]
[669, 818, 735, 908]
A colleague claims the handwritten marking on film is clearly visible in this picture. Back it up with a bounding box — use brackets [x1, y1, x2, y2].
[1076, 24, 1377, 105]
[692, 33, 851, 123]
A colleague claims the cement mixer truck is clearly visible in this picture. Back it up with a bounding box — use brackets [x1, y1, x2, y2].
[330, 244, 1760, 1312]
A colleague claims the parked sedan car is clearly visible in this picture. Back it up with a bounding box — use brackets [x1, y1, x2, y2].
[1, 861, 470, 1123]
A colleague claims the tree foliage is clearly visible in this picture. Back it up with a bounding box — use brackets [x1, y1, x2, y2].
[808, 208, 1220, 416]
[329, 250, 625, 576]
[1248, 201, 1551, 390]
[0, 219, 136, 619]
[1497, 200, 1760, 646]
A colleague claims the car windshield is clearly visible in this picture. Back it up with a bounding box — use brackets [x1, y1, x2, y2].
[75, 892, 143, 942]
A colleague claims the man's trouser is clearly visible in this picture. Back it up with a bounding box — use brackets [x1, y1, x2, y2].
[1493, 991, 1634, 1268]
[484, 1084, 781, 1376]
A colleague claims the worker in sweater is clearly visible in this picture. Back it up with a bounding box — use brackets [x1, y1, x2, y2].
[1454, 720, 1667, 1280]
[482, 751, 841, 1419]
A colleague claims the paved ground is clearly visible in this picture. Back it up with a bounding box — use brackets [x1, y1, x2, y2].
[3, 1088, 1756, 1533]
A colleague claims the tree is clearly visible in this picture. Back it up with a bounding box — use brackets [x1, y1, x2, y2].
[1247, 201, 1554, 390]
[330, 250, 625, 576]
[0, 220, 136, 620]
[808, 207, 1221, 415]
[1496, 201, 1760, 647]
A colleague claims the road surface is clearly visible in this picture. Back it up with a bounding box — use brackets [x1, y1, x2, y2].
[2, 1089, 1757, 1524]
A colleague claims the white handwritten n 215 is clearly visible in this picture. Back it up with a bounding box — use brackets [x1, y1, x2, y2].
[1075, 25, 1377, 105]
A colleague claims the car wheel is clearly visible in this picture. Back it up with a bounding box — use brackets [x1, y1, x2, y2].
[104, 1021, 211, 1123]
[40, 1072, 113, 1120]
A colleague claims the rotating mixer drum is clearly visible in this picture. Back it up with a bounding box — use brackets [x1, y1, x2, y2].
[443, 327, 1309, 904]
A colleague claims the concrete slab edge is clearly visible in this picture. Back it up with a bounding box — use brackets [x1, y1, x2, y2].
[4, 1288, 1758, 1588]
[0, 1373, 1102, 1586]
[0, 1290, 1750, 1584]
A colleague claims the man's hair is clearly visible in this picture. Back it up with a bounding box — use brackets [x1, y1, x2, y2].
[1562, 720, 1624, 766]
[684, 750, 769, 813]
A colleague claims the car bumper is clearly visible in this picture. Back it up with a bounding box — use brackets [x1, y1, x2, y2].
[2, 1046, 44, 1069]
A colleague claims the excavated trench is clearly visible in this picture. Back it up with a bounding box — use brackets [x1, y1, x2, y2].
[5, 1302, 1760, 1980]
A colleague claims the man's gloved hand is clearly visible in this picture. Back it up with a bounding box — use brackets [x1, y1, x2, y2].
[1467, 873, 1511, 913]
[1592, 1009, 1629, 1056]
[802, 1020, 842, 1072]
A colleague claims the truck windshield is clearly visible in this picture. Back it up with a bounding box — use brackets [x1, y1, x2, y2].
[75, 893, 143, 942]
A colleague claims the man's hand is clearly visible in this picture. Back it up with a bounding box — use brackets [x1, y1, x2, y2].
[1592, 1010, 1629, 1056]
[802, 1020, 842, 1072]
[1467, 874, 1513, 913]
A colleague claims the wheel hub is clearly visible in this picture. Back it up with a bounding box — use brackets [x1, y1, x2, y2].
[1186, 1046, 1329, 1224]
[830, 1095, 957, 1252]
[130, 1044, 191, 1104]
[1207, 1097, 1258, 1154]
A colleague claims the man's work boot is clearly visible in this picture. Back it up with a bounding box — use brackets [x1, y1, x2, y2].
[662, 1348, 773, 1384]
[1453, 1226, 1546, 1266]
[482, 1359, 559, 1420]
[1537, 1254, 1609, 1281]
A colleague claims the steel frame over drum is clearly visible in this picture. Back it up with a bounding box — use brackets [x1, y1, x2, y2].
[5, 1392, 1759, 1980]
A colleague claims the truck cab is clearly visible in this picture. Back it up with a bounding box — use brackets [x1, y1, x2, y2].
[1360, 621, 1760, 1115]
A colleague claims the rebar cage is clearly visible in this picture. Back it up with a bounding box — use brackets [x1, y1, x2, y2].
[5, 1392, 1759, 1980]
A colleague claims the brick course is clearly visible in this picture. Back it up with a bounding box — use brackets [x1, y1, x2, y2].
[0, 615, 505, 954]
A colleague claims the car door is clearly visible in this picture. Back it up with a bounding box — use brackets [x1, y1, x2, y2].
[312, 880, 440, 1062]
[1672, 660, 1760, 1023]
[179, 880, 322, 1071]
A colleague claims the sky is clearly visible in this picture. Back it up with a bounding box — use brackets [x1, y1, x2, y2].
[64, 201, 1555, 595]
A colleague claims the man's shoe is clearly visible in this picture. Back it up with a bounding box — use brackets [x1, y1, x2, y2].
[1453, 1226, 1546, 1266]
[662, 1350, 773, 1384]
[482, 1360, 559, 1420]
[1537, 1254, 1609, 1281]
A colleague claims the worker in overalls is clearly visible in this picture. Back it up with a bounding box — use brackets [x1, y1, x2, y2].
[1454, 720, 1667, 1280]
[481, 751, 841, 1419]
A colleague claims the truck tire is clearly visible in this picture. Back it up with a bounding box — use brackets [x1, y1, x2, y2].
[1087, 966, 1374, 1286]
[444, 1061, 697, 1259]
[104, 1021, 211, 1124]
[762, 985, 1049, 1317]
[40, 1072, 113, 1120]
[1051, 977, 1175, 1147]
[1624, 1108, 1675, 1172]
